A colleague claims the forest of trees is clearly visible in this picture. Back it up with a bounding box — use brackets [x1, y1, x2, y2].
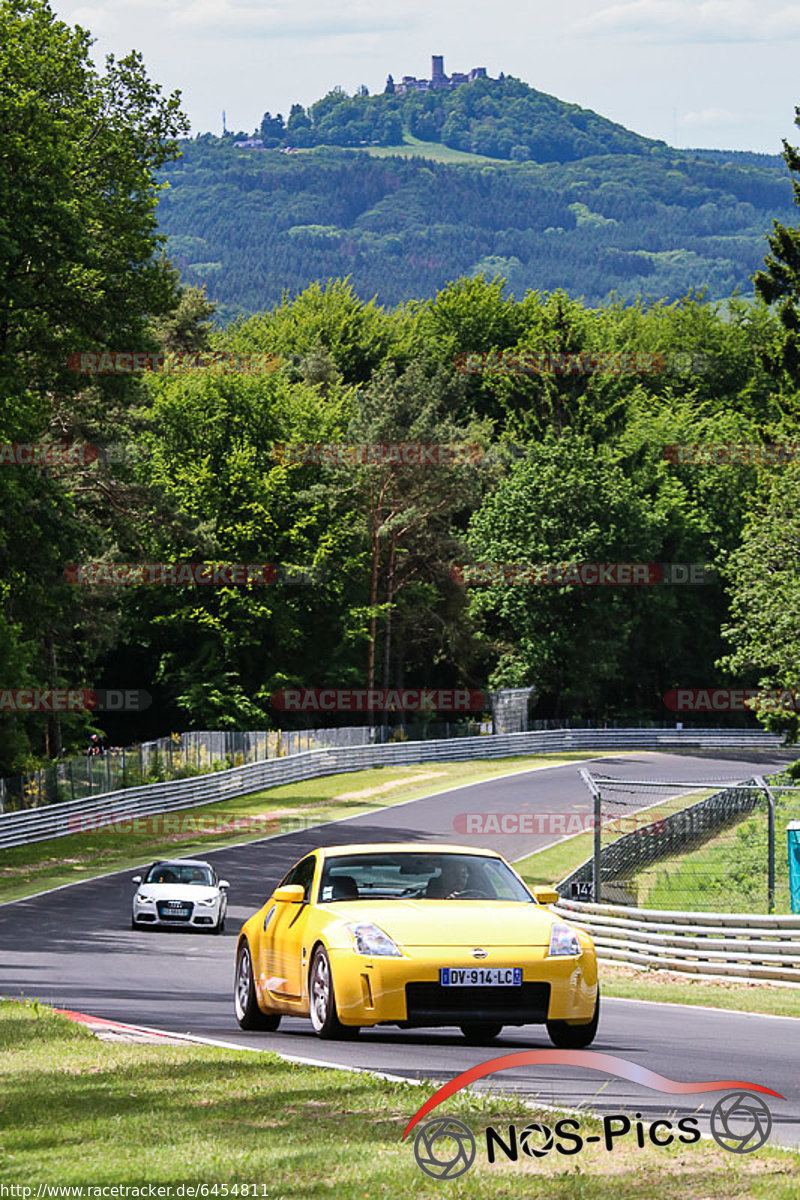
[250, 75, 662, 161]
[159, 138, 795, 321]
[2, 0, 800, 774]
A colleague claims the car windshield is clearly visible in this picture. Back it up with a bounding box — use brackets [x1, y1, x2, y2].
[317, 852, 533, 903]
[145, 863, 213, 886]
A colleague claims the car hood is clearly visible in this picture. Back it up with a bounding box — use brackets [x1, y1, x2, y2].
[323, 899, 555, 947]
[136, 884, 218, 901]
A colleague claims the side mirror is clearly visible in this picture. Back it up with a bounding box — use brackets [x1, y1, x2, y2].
[218, 880, 230, 890]
[533, 886, 560, 905]
[132, 875, 142, 885]
[272, 884, 305, 905]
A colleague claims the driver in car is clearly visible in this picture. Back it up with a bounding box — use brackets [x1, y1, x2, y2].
[438, 860, 471, 897]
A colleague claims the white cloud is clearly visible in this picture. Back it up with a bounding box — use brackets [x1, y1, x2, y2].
[573, 0, 800, 43]
[163, 0, 414, 38]
[68, 6, 116, 34]
[682, 107, 740, 125]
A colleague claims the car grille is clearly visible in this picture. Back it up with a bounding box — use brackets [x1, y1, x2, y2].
[404, 981, 550, 1026]
[156, 900, 194, 923]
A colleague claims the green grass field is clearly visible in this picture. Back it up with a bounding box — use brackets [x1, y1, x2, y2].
[1, 1000, 797, 1197]
[362, 134, 508, 164]
[629, 790, 800, 914]
[292, 132, 509, 165]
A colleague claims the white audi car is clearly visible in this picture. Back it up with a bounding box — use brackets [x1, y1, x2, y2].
[131, 859, 229, 933]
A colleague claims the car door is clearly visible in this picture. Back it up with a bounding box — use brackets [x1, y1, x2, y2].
[262, 854, 317, 1002]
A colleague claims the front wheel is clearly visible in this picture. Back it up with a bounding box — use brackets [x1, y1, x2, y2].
[308, 947, 359, 1039]
[234, 942, 281, 1031]
[460, 1022, 503, 1044]
[546, 991, 599, 1049]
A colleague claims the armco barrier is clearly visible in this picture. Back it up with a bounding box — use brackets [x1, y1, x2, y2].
[0, 727, 785, 851]
[553, 897, 800, 985]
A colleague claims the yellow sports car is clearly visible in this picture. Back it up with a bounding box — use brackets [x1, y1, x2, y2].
[234, 843, 599, 1045]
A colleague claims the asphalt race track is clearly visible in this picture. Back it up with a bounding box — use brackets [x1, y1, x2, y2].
[2, 750, 798, 1148]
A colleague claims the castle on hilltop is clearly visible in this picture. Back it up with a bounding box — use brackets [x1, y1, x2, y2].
[387, 55, 491, 96]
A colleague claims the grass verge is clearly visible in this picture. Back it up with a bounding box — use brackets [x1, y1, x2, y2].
[631, 787, 800, 914]
[596, 964, 800, 1018]
[0, 1000, 797, 1197]
[0, 753, 605, 905]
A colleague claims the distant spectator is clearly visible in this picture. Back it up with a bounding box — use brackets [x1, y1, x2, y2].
[86, 733, 105, 757]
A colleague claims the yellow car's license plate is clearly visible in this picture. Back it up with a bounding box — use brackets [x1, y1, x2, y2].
[440, 968, 522, 986]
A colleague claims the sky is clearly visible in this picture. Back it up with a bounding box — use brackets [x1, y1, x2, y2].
[56, 0, 800, 153]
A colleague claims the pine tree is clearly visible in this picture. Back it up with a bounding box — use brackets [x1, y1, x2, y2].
[754, 106, 800, 381]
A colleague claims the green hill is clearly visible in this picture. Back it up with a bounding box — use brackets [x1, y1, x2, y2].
[250, 74, 663, 162]
[157, 77, 795, 320]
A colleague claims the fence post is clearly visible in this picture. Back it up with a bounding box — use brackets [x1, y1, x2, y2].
[69, 760, 75, 803]
[580, 768, 603, 903]
[755, 776, 776, 914]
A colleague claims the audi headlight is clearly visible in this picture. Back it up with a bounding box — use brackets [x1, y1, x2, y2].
[196, 896, 218, 906]
[346, 921, 402, 957]
[136, 893, 154, 904]
[548, 922, 581, 957]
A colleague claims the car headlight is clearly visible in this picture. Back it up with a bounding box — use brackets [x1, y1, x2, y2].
[136, 893, 154, 904]
[548, 922, 581, 957]
[196, 896, 218, 906]
[346, 921, 402, 957]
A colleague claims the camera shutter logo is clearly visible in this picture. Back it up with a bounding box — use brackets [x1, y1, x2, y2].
[519, 1122, 554, 1158]
[710, 1091, 772, 1153]
[413, 1117, 476, 1179]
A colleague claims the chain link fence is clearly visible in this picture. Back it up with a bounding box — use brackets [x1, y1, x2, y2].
[0, 721, 491, 813]
[560, 767, 800, 914]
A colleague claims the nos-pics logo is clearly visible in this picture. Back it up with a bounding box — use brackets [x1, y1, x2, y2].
[404, 1051, 781, 1180]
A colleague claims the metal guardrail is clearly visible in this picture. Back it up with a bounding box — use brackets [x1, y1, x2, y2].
[554, 897, 800, 985]
[0, 727, 784, 851]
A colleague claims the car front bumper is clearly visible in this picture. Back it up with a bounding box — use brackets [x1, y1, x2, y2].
[132, 897, 225, 928]
[327, 943, 598, 1027]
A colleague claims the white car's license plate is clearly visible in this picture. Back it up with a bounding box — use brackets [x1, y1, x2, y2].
[440, 968, 522, 987]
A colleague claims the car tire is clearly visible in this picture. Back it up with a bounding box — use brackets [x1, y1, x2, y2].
[212, 914, 225, 935]
[234, 941, 281, 1031]
[460, 1022, 503, 1044]
[308, 946, 359, 1039]
[546, 991, 599, 1049]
